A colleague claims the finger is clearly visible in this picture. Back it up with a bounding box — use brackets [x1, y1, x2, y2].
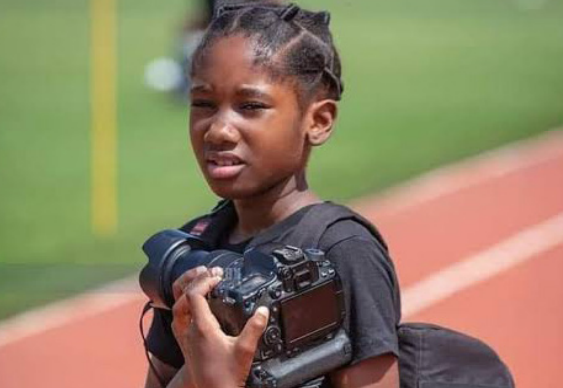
[173, 268, 218, 330]
[185, 273, 224, 332]
[171, 294, 191, 337]
[172, 266, 207, 301]
[236, 306, 269, 356]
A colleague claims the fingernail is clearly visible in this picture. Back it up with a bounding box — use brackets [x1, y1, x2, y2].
[255, 306, 269, 318]
[211, 267, 223, 277]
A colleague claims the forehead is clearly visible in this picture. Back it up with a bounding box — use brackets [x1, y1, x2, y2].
[191, 35, 295, 97]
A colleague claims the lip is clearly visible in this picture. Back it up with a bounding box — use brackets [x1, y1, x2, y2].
[205, 152, 246, 180]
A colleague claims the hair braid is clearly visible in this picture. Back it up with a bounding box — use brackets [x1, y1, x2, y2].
[191, 2, 344, 103]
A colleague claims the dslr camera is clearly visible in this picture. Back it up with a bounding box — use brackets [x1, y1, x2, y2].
[140, 229, 352, 388]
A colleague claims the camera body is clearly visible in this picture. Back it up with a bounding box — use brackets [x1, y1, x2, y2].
[209, 245, 345, 362]
[140, 229, 352, 388]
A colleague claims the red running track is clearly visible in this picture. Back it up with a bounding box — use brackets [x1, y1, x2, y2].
[1, 131, 562, 387]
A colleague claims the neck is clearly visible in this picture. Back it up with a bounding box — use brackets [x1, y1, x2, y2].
[230, 173, 320, 243]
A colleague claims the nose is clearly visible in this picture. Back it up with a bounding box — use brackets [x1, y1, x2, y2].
[204, 116, 241, 148]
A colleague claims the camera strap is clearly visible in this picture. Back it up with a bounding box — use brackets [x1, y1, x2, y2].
[139, 301, 167, 388]
[180, 199, 237, 248]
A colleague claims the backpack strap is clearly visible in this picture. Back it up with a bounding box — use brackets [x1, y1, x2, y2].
[248, 201, 388, 252]
[292, 201, 388, 250]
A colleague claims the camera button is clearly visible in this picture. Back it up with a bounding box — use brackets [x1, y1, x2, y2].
[264, 326, 282, 346]
[269, 286, 282, 299]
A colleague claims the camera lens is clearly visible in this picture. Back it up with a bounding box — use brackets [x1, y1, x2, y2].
[139, 229, 243, 309]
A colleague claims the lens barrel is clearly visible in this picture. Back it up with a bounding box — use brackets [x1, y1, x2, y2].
[139, 229, 242, 309]
[139, 229, 208, 309]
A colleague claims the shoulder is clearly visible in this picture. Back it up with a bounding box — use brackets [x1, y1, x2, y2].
[319, 218, 392, 272]
[315, 203, 388, 255]
[320, 218, 381, 250]
[317, 210, 399, 294]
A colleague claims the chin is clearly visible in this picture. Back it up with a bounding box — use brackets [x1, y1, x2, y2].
[207, 180, 275, 201]
[207, 181, 256, 200]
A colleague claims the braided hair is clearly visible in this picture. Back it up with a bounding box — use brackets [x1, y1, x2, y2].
[191, 2, 343, 105]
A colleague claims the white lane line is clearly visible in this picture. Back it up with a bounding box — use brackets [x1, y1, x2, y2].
[353, 129, 563, 218]
[402, 212, 563, 318]
[0, 277, 140, 348]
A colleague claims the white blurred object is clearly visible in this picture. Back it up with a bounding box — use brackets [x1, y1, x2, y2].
[144, 57, 184, 92]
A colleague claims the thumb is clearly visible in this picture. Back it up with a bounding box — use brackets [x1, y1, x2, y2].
[237, 306, 270, 354]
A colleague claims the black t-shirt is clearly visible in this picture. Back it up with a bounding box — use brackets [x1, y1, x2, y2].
[146, 204, 401, 383]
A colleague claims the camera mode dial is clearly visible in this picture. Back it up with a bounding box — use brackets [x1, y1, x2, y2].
[272, 246, 304, 264]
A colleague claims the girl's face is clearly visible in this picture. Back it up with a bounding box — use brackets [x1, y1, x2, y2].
[189, 35, 310, 200]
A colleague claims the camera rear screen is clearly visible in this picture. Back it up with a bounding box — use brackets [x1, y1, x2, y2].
[280, 281, 340, 347]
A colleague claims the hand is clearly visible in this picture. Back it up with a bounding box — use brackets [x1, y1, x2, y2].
[171, 266, 270, 388]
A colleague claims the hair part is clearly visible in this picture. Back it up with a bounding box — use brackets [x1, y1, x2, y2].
[191, 2, 343, 106]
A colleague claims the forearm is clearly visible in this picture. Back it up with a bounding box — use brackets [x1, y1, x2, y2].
[166, 365, 240, 388]
[166, 366, 194, 388]
[144, 357, 193, 388]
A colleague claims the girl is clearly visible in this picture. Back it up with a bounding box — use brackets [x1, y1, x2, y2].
[144, 2, 401, 388]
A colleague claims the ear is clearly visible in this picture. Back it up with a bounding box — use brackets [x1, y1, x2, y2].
[305, 99, 338, 146]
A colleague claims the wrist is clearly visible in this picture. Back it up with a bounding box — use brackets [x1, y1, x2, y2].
[191, 370, 242, 388]
[180, 366, 197, 388]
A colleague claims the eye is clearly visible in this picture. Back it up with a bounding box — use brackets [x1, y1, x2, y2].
[238, 101, 270, 112]
[191, 99, 217, 110]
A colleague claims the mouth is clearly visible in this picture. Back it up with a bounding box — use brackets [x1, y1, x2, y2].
[205, 153, 246, 180]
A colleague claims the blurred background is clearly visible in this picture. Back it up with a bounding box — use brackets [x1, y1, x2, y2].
[1, 0, 562, 321]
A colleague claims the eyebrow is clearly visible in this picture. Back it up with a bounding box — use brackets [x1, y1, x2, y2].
[236, 86, 272, 100]
[189, 84, 274, 100]
[190, 84, 213, 94]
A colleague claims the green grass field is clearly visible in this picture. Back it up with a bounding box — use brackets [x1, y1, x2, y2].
[1, 0, 562, 319]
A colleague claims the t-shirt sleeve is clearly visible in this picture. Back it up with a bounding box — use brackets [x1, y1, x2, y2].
[320, 220, 401, 365]
[146, 307, 185, 369]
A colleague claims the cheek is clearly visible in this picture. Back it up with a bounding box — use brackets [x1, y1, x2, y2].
[252, 124, 306, 170]
[265, 114, 304, 144]
[189, 123, 205, 155]
[275, 118, 306, 155]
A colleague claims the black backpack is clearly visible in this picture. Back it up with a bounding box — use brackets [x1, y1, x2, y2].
[398, 323, 514, 388]
[182, 201, 515, 388]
